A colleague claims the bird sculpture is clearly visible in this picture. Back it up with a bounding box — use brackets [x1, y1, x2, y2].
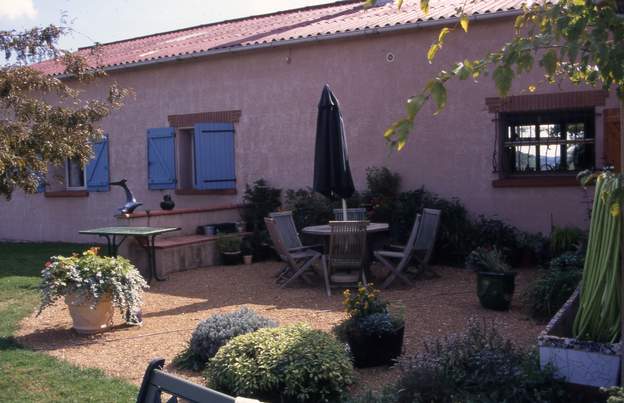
[110, 179, 143, 214]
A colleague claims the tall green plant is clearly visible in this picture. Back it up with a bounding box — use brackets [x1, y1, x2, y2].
[241, 179, 281, 232]
[573, 172, 622, 342]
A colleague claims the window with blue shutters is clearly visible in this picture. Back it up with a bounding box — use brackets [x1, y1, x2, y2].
[147, 127, 177, 190]
[86, 135, 110, 192]
[193, 123, 236, 190]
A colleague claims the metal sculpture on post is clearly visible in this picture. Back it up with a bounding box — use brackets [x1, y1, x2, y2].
[110, 179, 142, 214]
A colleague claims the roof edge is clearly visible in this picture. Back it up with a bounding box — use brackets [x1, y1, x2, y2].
[64, 8, 521, 78]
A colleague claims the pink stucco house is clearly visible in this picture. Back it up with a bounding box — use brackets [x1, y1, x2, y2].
[1, 0, 620, 244]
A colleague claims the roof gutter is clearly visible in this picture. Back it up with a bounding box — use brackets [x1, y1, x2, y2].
[57, 9, 522, 78]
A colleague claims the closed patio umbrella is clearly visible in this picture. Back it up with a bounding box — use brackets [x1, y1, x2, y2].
[313, 84, 355, 219]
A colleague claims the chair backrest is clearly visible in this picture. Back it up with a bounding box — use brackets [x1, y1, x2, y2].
[333, 208, 367, 221]
[328, 220, 368, 268]
[269, 211, 302, 250]
[264, 217, 290, 261]
[413, 208, 441, 260]
[137, 358, 241, 403]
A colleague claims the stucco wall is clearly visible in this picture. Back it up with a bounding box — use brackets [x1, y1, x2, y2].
[0, 17, 618, 243]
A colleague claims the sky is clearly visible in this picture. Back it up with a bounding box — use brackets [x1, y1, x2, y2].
[0, 0, 335, 50]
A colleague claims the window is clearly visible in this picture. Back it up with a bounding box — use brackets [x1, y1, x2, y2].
[501, 109, 594, 175]
[65, 158, 85, 189]
[147, 123, 236, 192]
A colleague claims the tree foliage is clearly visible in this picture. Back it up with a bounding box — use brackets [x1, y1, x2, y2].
[0, 25, 129, 198]
[370, 0, 624, 150]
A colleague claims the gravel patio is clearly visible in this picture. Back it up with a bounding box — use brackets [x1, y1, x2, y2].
[17, 261, 543, 393]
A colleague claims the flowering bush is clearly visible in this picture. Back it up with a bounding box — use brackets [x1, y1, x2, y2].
[38, 247, 148, 322]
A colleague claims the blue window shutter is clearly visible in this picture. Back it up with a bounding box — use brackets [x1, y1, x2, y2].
[147, 128, 176, 190]
[86, 135, 110, 192]
[193, 123, 235, 190]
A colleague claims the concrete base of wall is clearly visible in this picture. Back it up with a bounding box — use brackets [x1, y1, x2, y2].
[119, 237, 218, 279]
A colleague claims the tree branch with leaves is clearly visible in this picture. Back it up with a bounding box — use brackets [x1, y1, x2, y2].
[374, 0, 624, 150]
[0, 25, 129, 198]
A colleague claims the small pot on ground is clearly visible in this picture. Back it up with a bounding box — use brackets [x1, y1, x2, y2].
[243, 255, 253, 265]
[221, 251, 242, 265]
[466, 247, 516, 311]
[65, 293, 114, 334]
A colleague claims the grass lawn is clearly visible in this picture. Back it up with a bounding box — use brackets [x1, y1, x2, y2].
[0, 243, 138, 403]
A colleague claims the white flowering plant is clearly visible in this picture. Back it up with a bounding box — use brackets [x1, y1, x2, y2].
[38, 247, 148, 322]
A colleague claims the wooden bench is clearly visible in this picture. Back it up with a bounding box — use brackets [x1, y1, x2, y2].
[137, 358, 260, 403]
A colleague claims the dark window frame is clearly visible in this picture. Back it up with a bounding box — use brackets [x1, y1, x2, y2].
[499, 108, 595, 177]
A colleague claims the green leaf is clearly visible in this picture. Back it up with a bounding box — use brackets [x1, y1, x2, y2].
[514, 15, 526, 31]
[397, 0, 404, 9]
[362, 0, 376, 8]
[493, 65, 514, 96]
[420, 0, 429, 14]
[540, 49, 558, 77]
[406, 94, 427, 118]
[427, 44, 440, 62]
[460, 14, 469, 32]
[438, 27, 451, 43]
[430, 81, 447, 114]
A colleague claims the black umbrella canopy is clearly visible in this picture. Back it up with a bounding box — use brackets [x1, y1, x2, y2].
[313, 84, 355, 201]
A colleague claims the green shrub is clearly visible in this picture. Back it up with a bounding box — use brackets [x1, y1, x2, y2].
[465, 247, 511, 273]
[284, 188, 333, 230]
[215, 234, 241, 253]
[388, 318, 567, 403]
[473, 216, 520, 257]
[550, 226, 585, 256]
[173, 307, 276, 371]
[242, 179, 281, 232]
[364, 167, 401, 223]
[207, 324, 353, 402]
[523, 251, 584, 319]
[606, 387, 624, 402]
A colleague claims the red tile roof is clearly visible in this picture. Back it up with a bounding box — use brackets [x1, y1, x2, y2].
[36, 0, 529, 75]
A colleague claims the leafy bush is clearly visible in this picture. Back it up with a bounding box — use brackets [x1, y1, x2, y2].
[465, 247, 511, 273]
[284, 188, 333, 230]
[472, 216, 520, 257]
[364, 167, 401, 223]
[173, 308, 276, 371]
[241, 179, 281, 232]
[215, 234, 241, 253]
[207, 324, 353, 403]
[385, 319, 567, 403]
[523, 251, 584, 319]
[606, 387, 624, 402]
[550, 226, 585, 256]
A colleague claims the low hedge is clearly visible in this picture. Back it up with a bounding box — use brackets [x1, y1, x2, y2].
[206, 324, 353, 402]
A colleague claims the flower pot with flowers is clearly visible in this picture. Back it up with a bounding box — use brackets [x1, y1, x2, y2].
[38, 247, 148, 334]
[333, 283, 404, 368]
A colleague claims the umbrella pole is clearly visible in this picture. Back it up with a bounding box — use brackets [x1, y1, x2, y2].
[342, 199, 348, 221]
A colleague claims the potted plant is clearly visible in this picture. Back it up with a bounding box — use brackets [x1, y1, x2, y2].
[38, 247, 148, 334]
[216, 234, 242, 265]
[241, 238, 253, 265]
[333, 283, 404, 368]
[466, 247, 516, 311]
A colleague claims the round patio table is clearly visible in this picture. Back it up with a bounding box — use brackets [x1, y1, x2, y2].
[301, 222, 389, 236]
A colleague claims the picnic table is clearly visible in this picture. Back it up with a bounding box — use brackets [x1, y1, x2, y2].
[79, 226, 180, 282]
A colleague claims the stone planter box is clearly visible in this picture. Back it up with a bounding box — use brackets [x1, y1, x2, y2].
[538, 288, 620, 388]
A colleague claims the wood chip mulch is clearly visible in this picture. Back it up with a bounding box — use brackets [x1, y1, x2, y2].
[17, 262, 543, 395]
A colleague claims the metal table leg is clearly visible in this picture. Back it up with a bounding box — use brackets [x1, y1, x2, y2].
[136, 235, 167, 282]
[99, 234, 127, 257]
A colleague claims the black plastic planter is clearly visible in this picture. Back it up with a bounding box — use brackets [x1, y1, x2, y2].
[221, 251, 241, 265]
[346, 326, 404, 368]
[477, 271, 517, 311]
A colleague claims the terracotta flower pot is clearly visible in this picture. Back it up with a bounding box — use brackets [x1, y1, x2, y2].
[243, 255, 253, 265]
[65, 293, 114, 334]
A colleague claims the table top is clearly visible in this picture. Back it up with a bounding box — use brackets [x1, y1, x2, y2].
[302, 222, 389, 235]
[79, 226, 181, 236]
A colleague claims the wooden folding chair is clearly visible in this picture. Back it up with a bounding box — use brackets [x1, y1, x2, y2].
[374, 208, 441, 289]
[325, 220, 368, 296]
[265, 217, 327, 293]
